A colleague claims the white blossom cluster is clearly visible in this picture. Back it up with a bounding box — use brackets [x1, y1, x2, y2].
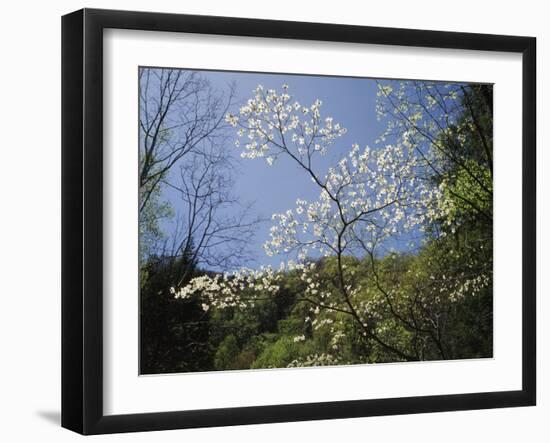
[225, 84, 347, 165]
[446, 271, 492, 302]
[170, 266, 280, 311]
[375, 81, 462, 148]
[374, 80, 492, 297]
[225, 85, 446, 262]
[286, 353, 342, 368]
[374, 80, 472, 223]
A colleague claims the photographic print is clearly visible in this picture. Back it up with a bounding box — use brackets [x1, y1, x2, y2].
[139, 68, 493, 375]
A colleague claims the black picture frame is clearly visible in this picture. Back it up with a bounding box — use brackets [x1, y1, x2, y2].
[61, 8, 536, 435]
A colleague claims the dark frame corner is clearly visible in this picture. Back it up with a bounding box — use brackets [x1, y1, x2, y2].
[62, 8, 536, 435]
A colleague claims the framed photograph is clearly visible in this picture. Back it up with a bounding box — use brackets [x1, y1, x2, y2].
[61, 8, 536, 435]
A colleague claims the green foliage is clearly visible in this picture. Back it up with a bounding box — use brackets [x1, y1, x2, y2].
[214, 335, 240, 370]
[139, 251, 214, 374]
[139, 182, 174, 264]
[440, 158, 492, 225]
[252, 336, 316, 369]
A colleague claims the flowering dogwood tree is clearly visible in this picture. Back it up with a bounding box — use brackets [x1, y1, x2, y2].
[172, 82, 492, 364]
[373, 80, 493, 359]
[375, 80, 493, 225]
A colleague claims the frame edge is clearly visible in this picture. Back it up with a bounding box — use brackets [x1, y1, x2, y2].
[61, 8, 85, 435]
[521, 36, 537, 406]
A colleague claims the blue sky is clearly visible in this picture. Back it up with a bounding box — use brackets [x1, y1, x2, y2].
[149, 69, 414, 271]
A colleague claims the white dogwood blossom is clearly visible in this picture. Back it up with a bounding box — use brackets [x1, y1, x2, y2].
[171, 266, 280, 311]
[375, 79, 493, 297]
[226, 85, 446, 263]
[287, 353, 343, 368]
[225, 85, 347, 165]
